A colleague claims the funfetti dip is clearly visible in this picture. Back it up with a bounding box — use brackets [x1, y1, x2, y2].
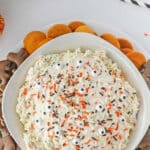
[16, 48, 139, 150]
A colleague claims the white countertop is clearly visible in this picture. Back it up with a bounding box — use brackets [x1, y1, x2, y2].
[0, 0, 150, 59]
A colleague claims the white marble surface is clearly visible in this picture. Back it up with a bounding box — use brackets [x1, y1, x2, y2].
[0, 0, 150, 59]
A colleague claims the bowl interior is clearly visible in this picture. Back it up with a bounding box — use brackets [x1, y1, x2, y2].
[2, 33, 150, 150]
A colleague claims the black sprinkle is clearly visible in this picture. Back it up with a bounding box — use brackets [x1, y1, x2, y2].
[92, 137, 97, 141]
[119, 98, 123, 102]
[102, 108, 105, 112]
[113, 136, 118, 141]
[42, 94, 45, 98]
[117, 106, 122, 109]
[99, 92, 104, 96]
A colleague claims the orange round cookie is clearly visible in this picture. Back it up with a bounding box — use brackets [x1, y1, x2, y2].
[75, 25, 96, 35]
[24, 31, 46, 54]
[68, 21, 85, 31]
[47, 24, 72, 39]
[100, 33, 120, 49]
[121, 48, 134, 55]
[126, 51, 146, 69]
[118, 38, 133, 49]
[38, 38, 52, 48]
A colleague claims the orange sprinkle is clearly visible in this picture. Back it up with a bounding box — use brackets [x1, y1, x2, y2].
[65, 114, 70, 119]
[50, 85, 53, 90]
[79, 100, 86, 109]
[23, 88, 28, 95]
[70, 66, 74, 71]
[83, 111, 89, 115]
[86, 74, 91, 81]
[47, 122, 51, 126]
[30, 123, 34, 129]
[119, 90, 124, 94]
[115, 122, 119, 130]
[70, 80, 75, 86]
[83, 66, 87, 69]
[63, 142, 68, 147]
[115, 111, 121, 117]
[118, 134, 122, 140]
[68, 123, 73, 126]
[72, 129, 78, 133]
[106, 136, 110, 141]
[79, 72, 83, 77]
[53, 83, 56, 91]
[85, 87, 90, 93]
[59, 94, 66, 102]
[37, 92, 40, 99]
[81, 115, 87, 120]
[30, 93, 37, 97]
[107, 102, 112, 109]
[61, 119, 66, 126]
[115, 133, 122, 140]
[55, 148, 60, 150]
[108, 127, 114, 132]
[103, 87, 107, 92]
[76, 93, 84, 97]
[75, 145, 80, 150]
[32, 111, 37, 115]
[52, 113, 55, 118]
[84, 122, 90, 127]
[85, 139, 91, 144]
[94, 101, 98, 105]
[70, 134, 75, 137]
[120, 72, 125, 78]
[91, 93, 95, 96]
[111, 70, 116, 75]
[67, 128, 72, 132]
[47, 100, 51, 103]
[124, 128, 128, 131]
[86, 61, 90, 65]
[48, 134, 52, 139]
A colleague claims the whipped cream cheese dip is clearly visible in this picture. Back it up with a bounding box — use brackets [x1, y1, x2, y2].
[16, 48, 139, 150]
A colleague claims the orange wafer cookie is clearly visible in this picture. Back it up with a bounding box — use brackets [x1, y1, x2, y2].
[24, 31, 46, 54]
[47, 24, 72, 39]
[121, 48, 134, 55]
[38, 38, 52, 48]
[68, 21, 85, 31]
[126, 51, 146, 69]
[75, 25, 96, 35]
[118, 38, 133, 49]
[100, 33, 120, 49]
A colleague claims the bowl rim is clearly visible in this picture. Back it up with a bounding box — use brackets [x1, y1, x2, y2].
[2, 32, 150, 150]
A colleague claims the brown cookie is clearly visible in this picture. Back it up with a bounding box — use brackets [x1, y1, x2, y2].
[137, 128, 150, 150]
[0, 97, 5, 129]
[140, 60, 150, 88]
[7, 48, 29, 67]
[0, 60, 17, 87]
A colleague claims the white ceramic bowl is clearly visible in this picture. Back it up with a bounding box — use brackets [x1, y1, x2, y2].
[2, 33, 150, 150]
